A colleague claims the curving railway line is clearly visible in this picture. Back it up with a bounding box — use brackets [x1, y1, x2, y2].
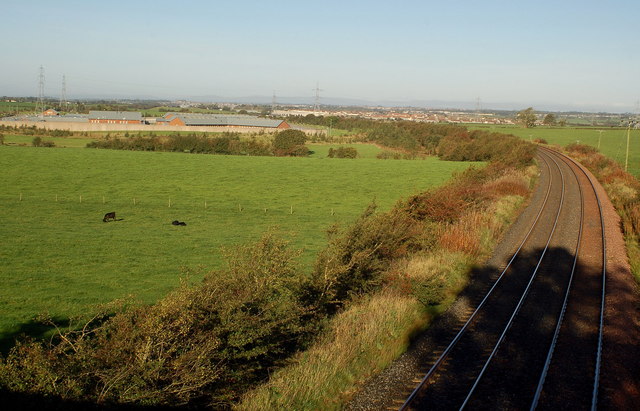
[398, 148, 607, 410]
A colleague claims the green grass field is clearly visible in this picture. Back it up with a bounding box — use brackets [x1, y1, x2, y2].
[0, 145, 473, 347]
[307, 143, 382, 158]
[0, 101, 37, 114]
[469, 125, 640, 176]
[3, 134, 95, 148]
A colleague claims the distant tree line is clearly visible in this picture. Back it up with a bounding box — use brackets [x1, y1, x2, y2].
[294, 115, 535, 165]
[0, 124, 73, 137]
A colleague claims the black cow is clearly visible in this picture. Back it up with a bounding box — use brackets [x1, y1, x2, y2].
[172, 220, 187, 226]
[103, 212, 116, 222]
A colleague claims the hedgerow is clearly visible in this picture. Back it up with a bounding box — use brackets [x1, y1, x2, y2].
[87, 132, 272, 156]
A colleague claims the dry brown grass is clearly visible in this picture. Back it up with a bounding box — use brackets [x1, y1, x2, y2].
[236, 291, 425, 410]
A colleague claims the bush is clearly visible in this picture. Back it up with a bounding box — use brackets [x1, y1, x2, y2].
[31, 137, 55, 148]
[328, 147, 358, 158]
[310, 204, 427, 314]
[273, 129, 309, 157]
[391, 251, 469, 306]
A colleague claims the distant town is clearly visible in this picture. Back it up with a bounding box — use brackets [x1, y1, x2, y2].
[2, 97, 638, 129]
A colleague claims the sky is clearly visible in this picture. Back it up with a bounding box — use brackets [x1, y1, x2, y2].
[1, 0, 639, 112]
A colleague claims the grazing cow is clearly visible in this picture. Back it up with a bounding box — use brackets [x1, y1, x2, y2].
[172, 220, 187, 226]
[103, 212, 116, 222]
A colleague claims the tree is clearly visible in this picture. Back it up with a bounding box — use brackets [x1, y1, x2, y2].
[542, 113, 557, 126]
[273, 129, 309, 156]
[516, 107, 537, 128]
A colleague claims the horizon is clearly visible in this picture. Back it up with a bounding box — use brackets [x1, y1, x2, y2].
[4, 94, 636, 116]
[2, 1, 639, 114]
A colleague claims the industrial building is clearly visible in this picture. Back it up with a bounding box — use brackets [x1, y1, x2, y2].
[159, 113, 290, 129]
[88, 111, 143, 124]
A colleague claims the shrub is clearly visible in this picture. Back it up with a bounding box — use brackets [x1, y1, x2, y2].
[311, 204, 426, 314]
[377, 150, 402, 160]
[390, 251, 469, 307]
[273, 129, 309, 157]
[328, 147, 358, 158]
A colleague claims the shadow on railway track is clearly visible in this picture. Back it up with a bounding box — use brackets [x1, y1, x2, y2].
[405, 245, 612, 410]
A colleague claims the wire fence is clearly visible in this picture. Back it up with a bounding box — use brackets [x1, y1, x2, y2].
[0, 192, 340, 217]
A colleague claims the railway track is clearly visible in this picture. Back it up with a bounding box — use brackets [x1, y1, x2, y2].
[399, 148, 606, 410]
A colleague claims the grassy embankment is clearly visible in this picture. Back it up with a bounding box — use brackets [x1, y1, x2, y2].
[0, 145, 470, 350]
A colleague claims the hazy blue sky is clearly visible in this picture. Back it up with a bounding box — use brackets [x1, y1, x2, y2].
[2, 0, 639, 112]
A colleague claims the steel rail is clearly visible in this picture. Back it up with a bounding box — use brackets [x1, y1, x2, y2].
[529, 148, 585, 409]
[536, 147, 607, 410]
[459, 150, 567, 409]
[399, 151, 557, 410]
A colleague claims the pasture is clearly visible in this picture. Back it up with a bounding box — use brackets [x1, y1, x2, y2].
[469, 125, 640, 176]
[0, 145, 473, 347]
